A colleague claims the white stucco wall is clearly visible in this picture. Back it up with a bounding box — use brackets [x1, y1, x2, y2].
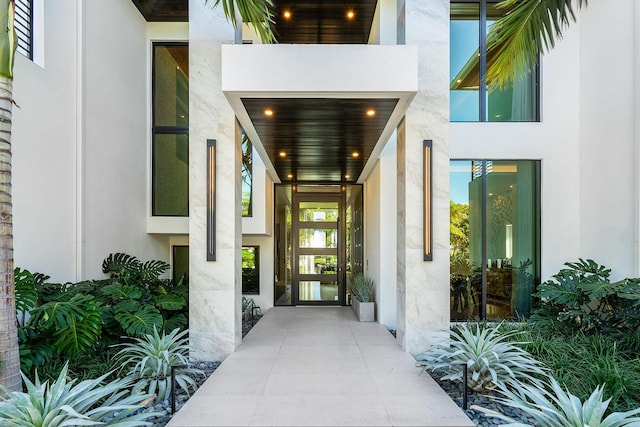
[578, 1, 638, 279]
[82, 0, 168, 278]
[13, 0, 79, 281]
[13, 0, 183, 281]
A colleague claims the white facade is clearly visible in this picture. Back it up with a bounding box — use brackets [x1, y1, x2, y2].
[11, 0, 640, 359]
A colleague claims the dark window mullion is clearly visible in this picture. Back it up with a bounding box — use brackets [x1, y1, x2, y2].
[479, 0, 487, 122]
[481, 160, 487, 319]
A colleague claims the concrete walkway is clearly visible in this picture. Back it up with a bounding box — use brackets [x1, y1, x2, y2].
[168, 306, 473, 427]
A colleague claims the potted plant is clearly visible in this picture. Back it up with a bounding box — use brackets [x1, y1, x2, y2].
[350, 273, 375, 321]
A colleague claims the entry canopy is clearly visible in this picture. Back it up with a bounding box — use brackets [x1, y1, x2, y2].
[222, 44, 418, 183]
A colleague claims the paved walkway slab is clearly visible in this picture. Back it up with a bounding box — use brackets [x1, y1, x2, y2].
[168, 307, 473, 427]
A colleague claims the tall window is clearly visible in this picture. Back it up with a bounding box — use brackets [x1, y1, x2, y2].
[241, 132, 253, 217]
[450, 160, 541, 321]
[15, 0, 33, 59]
[152, 43, 189, 216]
[450, 1, 539, 122]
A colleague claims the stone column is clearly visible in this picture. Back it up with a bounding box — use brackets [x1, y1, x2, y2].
[188, 0, 242, 360]
[396, 0, 450, 354]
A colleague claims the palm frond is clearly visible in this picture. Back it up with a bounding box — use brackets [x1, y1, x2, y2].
[487, 0, 587, 87]
[206, 0, 276, 43]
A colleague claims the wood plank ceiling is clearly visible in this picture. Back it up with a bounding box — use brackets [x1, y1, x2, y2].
[243, 98, 399, 182]
[130, 0, 188, 21]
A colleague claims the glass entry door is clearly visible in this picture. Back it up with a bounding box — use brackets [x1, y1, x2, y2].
[293, 193, 346, 305]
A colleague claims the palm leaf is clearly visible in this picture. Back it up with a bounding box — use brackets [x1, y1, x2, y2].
[487, 0, 587, 87]
[206, 0, 276, 43]
[115, 305, 163, 337]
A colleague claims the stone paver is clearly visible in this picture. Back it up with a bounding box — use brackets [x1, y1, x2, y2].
[168, 307, 473, 427]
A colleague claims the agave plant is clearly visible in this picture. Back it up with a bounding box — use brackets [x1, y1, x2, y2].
[474, 378, 640, 427]
[350, 273, 374, 303]
[115, 327, 203, 402]
[417, 323, 546, 392]
[0, 363, 156, 426]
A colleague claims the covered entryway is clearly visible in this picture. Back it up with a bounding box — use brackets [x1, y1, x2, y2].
[275, 184, 364, 306]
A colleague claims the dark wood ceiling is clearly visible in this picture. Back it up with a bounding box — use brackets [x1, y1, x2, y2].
[242, 98, 398, 182]
[130, 0, 377, 43]
[131, 0, 188, 22]
[273, 0, 377, 44]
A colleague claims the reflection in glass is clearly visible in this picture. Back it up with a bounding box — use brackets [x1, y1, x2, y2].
[450, 3, 480, 122]
[450, 160, 540, 321]
[450, 161, 481, 320]
[153, 134, 189, 216]
[154, 45, 188, 127]
[299, 202, 339, 222]
[299, 255, 338, 275]
[241, 133, 252, 217]
[299, 228, 338, 248]
[298, 281, 339, 302]
[486, 5, 537, 122]
[242, 246, 259, 294]
[274, 186, 292, 305]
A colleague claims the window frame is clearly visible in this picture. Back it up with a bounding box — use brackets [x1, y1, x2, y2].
[450, 0, 541, 122]
[15, 0, 34, 60]
[449, 158, 542, 320]
[151, 41, 189, 217]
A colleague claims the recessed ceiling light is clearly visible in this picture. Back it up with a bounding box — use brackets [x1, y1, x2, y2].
[279, 151, 286, 157]
[366, 109, 376, 117]
[287, 174, 293, 179]
[283, 10, 292, 19]
[457, 79, 462, 83]
[352, 152, 360, 158]
[345, 174, 351, 179]
[264, 109, 274, 117]
[346, 10, 355, 19]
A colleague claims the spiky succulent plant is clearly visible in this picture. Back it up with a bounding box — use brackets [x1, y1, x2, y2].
[115, 327, 203, 402]
[0, 363, 156, 426]
[417, 322, 546, 392]
[474, 378, 640, 427]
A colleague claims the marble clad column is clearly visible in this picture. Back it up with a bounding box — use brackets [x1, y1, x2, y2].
[188, 0, 242, 360]
[397, 0, 450, 354]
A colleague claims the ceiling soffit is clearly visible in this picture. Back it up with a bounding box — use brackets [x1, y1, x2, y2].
[242, 98, 399, 182]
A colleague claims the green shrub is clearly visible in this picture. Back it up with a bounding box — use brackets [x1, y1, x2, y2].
[115, 327, 203, 402]
[418, 323, 546, 392]
[474, 378, 640, 427]
[16, 253, 189, 375]
[0, 364, 157, 426]
[495, 322, 640, 413]
[532, 259, 640, 333]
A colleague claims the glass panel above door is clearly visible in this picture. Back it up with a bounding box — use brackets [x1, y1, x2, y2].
[299, 201, 339, 222]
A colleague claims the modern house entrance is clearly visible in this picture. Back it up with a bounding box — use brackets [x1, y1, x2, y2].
[275, 184, 364, 306]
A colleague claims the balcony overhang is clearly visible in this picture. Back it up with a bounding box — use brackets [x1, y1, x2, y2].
[222, 44, 418, 183]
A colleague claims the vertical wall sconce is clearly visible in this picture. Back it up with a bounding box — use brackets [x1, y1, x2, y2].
[423, 140, 433, 261]
[207, 139, 216, 261]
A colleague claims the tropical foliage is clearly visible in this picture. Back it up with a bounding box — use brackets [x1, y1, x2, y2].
[115, 327, 202, 403]
[0, 364, 156, 426]
[487, 0, 588, 87]
[496, 321, 640, 413]
[418, 323, 545, 392]
[206, 0, 275, 43]
[531, 259, 640, 333]
[474, 377, 640, 427]
[16, 253, 189, 375]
